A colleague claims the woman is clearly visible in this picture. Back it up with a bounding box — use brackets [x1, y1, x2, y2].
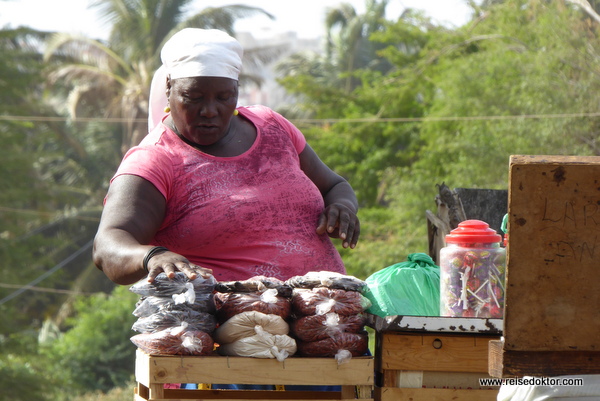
[93, 28, 360, 285]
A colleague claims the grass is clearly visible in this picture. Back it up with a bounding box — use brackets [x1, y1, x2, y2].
[69, 383, 135, 401]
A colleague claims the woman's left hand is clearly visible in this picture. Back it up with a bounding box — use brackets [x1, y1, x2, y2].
[316, 202, 360, 249]
[298, 143, 360, 249]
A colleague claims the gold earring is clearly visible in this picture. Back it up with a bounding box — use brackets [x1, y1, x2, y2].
[233, 109, 239, 116]
[164, 105, 171, 113]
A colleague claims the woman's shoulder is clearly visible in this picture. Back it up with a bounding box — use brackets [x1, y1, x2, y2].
[120, 127, 179, 169]
[115, 127, 177, 196]
[134, 125, 185, 155]
[238, 104, 276, 120]
[239, 104, 272, 113]
[138, 124, 171, 147]
[239, 105, 295, 129]
[238, 105, 305, 154]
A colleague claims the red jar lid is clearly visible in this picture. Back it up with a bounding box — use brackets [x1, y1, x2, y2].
[445, 219, 502, 244]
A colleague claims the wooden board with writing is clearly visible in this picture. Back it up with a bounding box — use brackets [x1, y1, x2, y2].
[505, 155, 600, 353]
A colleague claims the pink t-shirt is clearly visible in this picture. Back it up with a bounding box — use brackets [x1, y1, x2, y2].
[113, 105, 346, 281]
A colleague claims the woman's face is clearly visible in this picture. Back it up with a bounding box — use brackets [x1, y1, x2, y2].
[167, 76, 238, 146]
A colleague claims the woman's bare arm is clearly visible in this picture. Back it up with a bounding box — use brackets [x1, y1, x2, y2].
[92, 175, 211, 284]
[298, 144, 360, 248]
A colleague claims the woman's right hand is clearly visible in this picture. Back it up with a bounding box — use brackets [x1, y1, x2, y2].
[144, 248, 213, 282]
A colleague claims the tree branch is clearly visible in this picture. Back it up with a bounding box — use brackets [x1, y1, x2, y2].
[566, 0, 600, 24]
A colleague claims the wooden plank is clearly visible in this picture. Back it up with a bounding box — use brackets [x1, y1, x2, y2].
[136, 382, 374, 401]
[506, 155, 600, 353]
[148, 383, 165, 400]
[379, 333, 498, 373]
[381, 369, 397, 388]
[135, 350, 374, 387]
[366, 314, 503, 335]
[140, 397, 371, 401]
[134, 384, 147, 401]
[382, 370, 499, 389]
[355, 385, 372, 399]
[142, 394, 369, 401]
[135, 347, 152, 387]
[376, 387, 498, 401]
[501, 350, 600, 377]
[489, 339, 600, 377]
[162, 388, 342, 400]
[454, 187, 508, 236]
[487, 340, 504, 378]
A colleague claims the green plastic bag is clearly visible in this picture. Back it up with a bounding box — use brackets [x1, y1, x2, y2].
[362, 253, 440, 317]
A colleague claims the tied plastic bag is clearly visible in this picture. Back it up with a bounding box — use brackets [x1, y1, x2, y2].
[291, 287, 371, 317]
[286, 271, 366, 292]
[217, 326, 297, 361]
[290, 312, 366, 342]
[362, 253, 440, 317]
[132, 309, 217, 334]
[214, 289, 292, 322]
[131, 326, 214, 356]
[129, 272, 216, 299]
[212, 311, 290, 344]
[295, 331, 369, 360]
[215, 276, 293, 298]
[133, 292, 215, 317]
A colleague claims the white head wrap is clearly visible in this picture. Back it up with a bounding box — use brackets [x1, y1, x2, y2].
[161, 28, 243, 80]
[148, 64, 168, 132]
[148, 28, 243, 131]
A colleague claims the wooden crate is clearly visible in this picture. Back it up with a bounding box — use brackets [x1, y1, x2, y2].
[134, 350, 374, 401]
[489, 155, 600, 377]
[372, 316, 502, 401]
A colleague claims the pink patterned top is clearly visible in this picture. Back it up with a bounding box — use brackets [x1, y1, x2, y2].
[113, 105, 346, 281]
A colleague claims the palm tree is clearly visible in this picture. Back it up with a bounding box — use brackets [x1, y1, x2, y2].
[44, 0, 274, 155]
[324, 0, 391, 92]
[276, 0, 391, 109]
[275, 0, 392, 119]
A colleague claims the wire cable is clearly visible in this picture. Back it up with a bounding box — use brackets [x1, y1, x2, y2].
[0, 239, 93, 305]
[0, 283, 92, 296]
[2, 112, 600, 124]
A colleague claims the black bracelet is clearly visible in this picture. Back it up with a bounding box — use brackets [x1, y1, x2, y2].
[142, 246, 169, 272]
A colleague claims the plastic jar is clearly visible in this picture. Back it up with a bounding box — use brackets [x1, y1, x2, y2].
[439, 220, 506, 318]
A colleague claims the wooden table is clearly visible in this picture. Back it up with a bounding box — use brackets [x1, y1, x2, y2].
[368, 315, 502, 401]
[134, 350, 374, 401]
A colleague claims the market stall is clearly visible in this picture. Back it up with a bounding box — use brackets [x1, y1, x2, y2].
[368, 315, 502, 401]
[131, 272, 375, 401]
[130, 155, 600, 401]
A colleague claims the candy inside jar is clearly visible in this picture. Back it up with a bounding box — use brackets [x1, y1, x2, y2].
[439, 220, 506, 318]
